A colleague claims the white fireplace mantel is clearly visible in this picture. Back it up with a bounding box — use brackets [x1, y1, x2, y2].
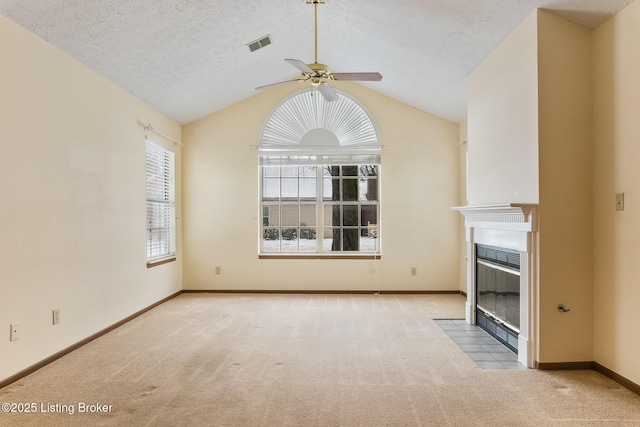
[451, 203, 539, 368]
[451, 203, 538, 232]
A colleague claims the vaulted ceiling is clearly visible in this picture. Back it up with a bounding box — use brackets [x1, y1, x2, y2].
[0, 0, 635, 125]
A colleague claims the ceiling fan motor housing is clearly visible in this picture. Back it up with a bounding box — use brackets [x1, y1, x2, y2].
[308, 63, 330, 74]
[306, 63, 331, 85]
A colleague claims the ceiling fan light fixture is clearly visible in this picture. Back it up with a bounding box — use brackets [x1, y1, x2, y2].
[256, 0, 381, 102]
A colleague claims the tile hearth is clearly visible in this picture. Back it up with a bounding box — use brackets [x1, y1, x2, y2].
[435, 319, 529, 370]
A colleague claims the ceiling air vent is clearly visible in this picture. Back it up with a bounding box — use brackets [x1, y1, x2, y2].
[247, 35, 272, 52]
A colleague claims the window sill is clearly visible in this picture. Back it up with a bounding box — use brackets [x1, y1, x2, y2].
[259, 254, 381, 260]
[147, 256, 177, 268]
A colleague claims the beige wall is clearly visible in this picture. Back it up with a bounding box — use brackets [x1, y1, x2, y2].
[593, 0, 640, 385]
[536, 10, 593, 362]
[467, 12, 539, 206]
[0, 15, 182, 382]
[467, 10, 594, 364]
[182, 82, 460, 291]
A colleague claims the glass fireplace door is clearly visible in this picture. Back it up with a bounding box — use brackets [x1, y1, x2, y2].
[476, 245, 520, 353]
[477, 260, 520, 331]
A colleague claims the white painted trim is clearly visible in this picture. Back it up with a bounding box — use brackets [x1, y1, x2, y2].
[452, 204, 538, 368]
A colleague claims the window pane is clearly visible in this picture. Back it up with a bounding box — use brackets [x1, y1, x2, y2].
[299, 204, 316, 227]
[343, 205, 358, 226]
[359, 165, 378, 177]
[359, 231, 378, 252]
[360, 205, 377, 228]
[281, 179, 298, 200]
[147, 202, 169, 238]
[263, 205, 280, 227]
[323, 178, 331, 200]
[342, 229, 359, 251]
[342, 178, 358, 201]
[323, 165, 340, 178]
[299, 228, 317, 252]
[323, 178, 340, 201]
[330, 204, 341, 227]
[280, 227, 299, 252]
[299, 227, 316, 240]
[280, 236, 300, 252]
[323, 227, 340, 252]
[148, 228, 170, 258]
[146, 201, 164, 229]
[262, 228, 280, 252]
[300, 177, 316, 199]
[281, 205, 298, 226]
[322, 228, 333, 252]
[342, 165, 358, 176]
[263, 178, 280, 200]
[301, 165, 316, 177]
[360, 177, 378, 201]
[263, 166, 280, 177]
[323, 205, 334, 227]
[281, 166, 299, 177]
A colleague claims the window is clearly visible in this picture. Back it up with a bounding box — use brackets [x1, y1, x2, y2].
[259, 89, 381, 257]
[146, 140, 176, 264]
[261, 158, 380, 255]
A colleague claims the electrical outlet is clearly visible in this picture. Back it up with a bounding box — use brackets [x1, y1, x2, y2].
[10, 323, 19, 341]
[215, 266, 221, 275]
[52, 309, 60, 325]
[411, 267, 417, 276]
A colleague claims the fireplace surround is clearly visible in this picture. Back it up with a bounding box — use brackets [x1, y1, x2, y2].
[451, 204, 538, 368]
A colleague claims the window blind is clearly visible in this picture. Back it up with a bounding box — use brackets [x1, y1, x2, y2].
[146, 141, 175, 261]
[259, 153, 381, 166]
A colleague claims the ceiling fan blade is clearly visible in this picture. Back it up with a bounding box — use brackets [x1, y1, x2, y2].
[285, 59, 315, 74]
[317, 82, 338, 102]
[255, 79, 303, 90]
[331, 72, 383, 81]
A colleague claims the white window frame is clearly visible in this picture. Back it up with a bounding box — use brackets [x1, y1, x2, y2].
[146, 140, 176, 266]
[260, 157, 380, 256]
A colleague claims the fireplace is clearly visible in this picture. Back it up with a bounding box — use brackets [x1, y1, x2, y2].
[451, 204, 538, 368]
[475, 244, 520, 353]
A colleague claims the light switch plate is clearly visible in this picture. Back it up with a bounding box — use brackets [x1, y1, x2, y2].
[10, 323, 19, 341]
[616, 193, 624, 211]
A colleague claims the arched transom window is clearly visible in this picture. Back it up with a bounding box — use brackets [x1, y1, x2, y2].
[259, 90, 381, 256]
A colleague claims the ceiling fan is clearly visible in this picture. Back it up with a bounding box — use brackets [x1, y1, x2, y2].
[255, 0, 382, 102]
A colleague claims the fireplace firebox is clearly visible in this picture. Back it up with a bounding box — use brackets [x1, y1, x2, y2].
[476, 244, 520, 353]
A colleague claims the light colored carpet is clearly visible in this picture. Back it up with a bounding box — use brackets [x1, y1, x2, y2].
[1, 293, 639, 426]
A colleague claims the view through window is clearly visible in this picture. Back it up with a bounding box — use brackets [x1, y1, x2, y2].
[261, 160, 379, 254]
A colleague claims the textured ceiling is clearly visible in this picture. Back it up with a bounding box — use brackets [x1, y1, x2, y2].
[0, 0, 635, 125]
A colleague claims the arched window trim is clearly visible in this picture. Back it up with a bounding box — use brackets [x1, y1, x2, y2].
[259, 88, 381, 155]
